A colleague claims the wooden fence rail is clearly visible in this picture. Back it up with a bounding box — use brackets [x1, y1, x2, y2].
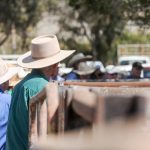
[64, 81, 150, 87]
[29, 81, 150, 149]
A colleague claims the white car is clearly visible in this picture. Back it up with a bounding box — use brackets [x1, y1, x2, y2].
[118, 56, 150, 66]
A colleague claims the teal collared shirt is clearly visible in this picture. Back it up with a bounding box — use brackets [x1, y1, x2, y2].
[6, 70, 49, 150]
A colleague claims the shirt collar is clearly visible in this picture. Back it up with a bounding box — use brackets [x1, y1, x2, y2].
[31, 69, 49, 81]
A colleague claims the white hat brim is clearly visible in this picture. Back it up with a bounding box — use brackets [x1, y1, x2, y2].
[68, 55, 92, 67]
[74, 69, 95, 75]
[0, 67, 19, 84]
[17, 50, 75, 69]
[59, 68, 73, 76]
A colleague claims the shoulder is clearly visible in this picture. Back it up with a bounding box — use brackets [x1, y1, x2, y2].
[66, 71, 78, 80]
[12, 76, 48, 105]
[17, 72, 48, 90]
[0, 93, 11, 107]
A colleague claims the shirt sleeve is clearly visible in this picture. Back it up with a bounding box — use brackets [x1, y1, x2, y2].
[23, 87, 37, 110]
[0, 94, 11, 149]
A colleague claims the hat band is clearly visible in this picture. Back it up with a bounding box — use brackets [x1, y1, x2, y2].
[32, 50, 61, 59]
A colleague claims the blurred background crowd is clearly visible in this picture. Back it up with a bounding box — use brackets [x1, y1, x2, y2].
[0, 0, 150, 149]
[2, 51, 150, 88]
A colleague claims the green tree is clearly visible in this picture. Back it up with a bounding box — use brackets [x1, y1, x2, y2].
[58, 0, 127, 63]
[57, 0, 150, 63]
[127, 0, 150, 27]
[0, 0, 54, 53]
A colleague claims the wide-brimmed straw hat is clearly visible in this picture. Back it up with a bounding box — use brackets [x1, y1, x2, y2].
[0, 58, 19, 84]
[74, 62, 95, 75]
[17, 34, 75, 69]
[68, 53, 92, 67]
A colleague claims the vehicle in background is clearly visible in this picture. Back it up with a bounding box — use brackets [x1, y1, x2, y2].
[116, 44, 150, 76]
[114, 61, 150, 79]
[142, 63, 150, 78]
[117, 44, 150, 65]
[118, 56, 150, 66]
[115, 56, 150, 77]
[117, 44, 150, 63]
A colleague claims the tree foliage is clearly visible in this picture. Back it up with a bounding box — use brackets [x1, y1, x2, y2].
[57, 0, 150, 63]
[127, 0, 150, 27]
[0, 0, 149, 58]
[0, 0, 53, 53]
[58, 0, 127, 63]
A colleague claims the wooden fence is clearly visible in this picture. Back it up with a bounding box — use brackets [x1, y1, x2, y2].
[64, 81, 150, 87]
[29, 81, 150, 149]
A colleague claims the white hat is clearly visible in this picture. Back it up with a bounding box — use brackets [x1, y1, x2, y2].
[0, 58, 19, 84]
[59, 67, 73, 76]
[17, 34, 75, 69]
[74, 62, 95, 75]
[68, 53, 92, 67]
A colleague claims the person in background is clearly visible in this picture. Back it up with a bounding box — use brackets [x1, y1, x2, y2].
[0, 58, 18, 150]
[90, 64, 106, 80]
[66, 53, 92, 80]
[126, 61, 143, 79]
[73, 62, 95, 80]
[6, 34, 75, 150]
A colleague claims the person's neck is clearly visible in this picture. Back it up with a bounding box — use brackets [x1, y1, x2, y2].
[40, 69, 56, 81]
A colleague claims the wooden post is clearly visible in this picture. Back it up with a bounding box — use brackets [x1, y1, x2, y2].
[29, 104, 38, 147]
[39, 101, 47, 139]
[46, 83, 59, 133]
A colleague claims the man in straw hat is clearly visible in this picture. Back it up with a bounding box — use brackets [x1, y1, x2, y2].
[6, 34, 75, 150]
[73, 62, 95, 80]
[66, 53, 92, 80]
[0, 58, 18, 150]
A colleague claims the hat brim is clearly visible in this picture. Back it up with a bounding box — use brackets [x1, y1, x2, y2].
[74, 69, 95, 75]
[68, 56, 92, 67]
[0, 67, 19, 84]
[17, 50, 75, 69]
[59, 68, 73, 76]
